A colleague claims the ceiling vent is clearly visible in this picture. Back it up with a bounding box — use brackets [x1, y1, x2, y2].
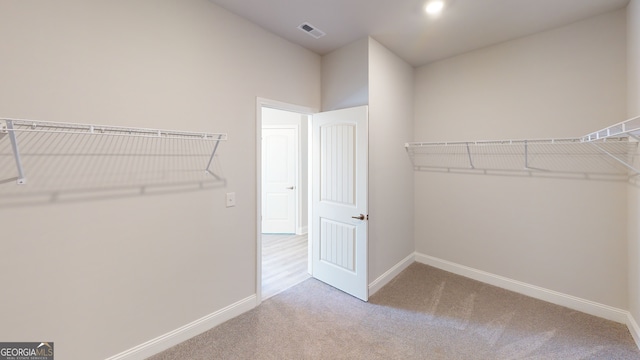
[298, 22, 326, 39]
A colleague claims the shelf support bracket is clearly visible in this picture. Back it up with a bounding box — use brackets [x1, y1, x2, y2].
[524, 140, 530, 169]
[466, 142, 475, 169]
[588, 142, 640, 176]
[4, 120, 27, 184]
[205, 134, 224, 179]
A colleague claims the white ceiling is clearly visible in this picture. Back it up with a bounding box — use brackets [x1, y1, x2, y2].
[208, 0, 629, 67]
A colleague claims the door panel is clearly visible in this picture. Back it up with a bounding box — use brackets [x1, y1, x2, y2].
[262, 127, 297, 234]
[312, 106, 368, 301]
[320, 218, 356, 272]
[320, 123, 355, 205]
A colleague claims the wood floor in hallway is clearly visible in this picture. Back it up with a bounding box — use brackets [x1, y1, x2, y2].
[261, 233, 310, 300]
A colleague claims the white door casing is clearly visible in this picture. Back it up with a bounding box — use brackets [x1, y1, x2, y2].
[311, 106, 368, 301]
[262, 127, 297, 234]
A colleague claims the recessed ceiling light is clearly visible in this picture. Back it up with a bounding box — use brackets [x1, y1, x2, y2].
[425, 1, 445, 15]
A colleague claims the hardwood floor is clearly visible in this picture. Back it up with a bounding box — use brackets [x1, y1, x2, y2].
[261, 233, 310, 300]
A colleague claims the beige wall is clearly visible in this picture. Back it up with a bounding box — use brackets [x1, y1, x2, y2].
[321, 38, 369, 111]
[414, 10, 628, 308]
[628, 0, 640, 326]
[320, 37, 414, 291]
[0, 1, 320, 359]
[367, 38, 415, 282]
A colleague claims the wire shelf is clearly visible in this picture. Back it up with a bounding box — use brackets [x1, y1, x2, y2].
[0, 118, 227, 188]
[582, 116, 640, 142]
[406, 116, 640, 178]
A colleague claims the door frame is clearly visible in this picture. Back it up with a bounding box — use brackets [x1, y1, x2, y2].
[256, 97, 317, 304]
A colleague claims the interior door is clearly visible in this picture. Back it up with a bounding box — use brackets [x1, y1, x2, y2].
[262, 127, 297, 234]
[311, 106, 368, 301]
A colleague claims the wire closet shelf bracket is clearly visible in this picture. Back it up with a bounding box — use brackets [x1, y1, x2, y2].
[0, 118, 228, 185]
[405, 116, 640, 178]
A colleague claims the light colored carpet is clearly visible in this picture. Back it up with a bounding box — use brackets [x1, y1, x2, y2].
[148, 263, 640, 359]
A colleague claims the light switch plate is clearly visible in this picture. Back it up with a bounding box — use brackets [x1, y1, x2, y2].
[226, 192, 236, 207]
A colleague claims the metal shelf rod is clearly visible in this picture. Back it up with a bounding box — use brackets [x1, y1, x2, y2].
[405, 137, 582, 148]
[1, 118, 227, 141]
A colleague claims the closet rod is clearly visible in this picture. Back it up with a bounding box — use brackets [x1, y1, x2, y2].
[405, 137, 582, 148]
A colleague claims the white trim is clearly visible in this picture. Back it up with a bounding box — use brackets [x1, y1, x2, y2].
[105, 295, 257, 360]
[257, 97, 317, 115]
[297, 119, 305, 237]
[256, 99, 264, 304]
[368, 252, 415, 296]
[628, 313, 640, 349]
[415, 252, 629, 324]
[307, 121, 313, 275]
[297, 225, 308, 235]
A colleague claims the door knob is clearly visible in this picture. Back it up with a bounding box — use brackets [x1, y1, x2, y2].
[286, 186, 295, 190]
[351, 214, 366, 221]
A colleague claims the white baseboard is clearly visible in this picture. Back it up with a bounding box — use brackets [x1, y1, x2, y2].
[297, 226, 308, 235]
[368, 253, 415, 296]
[415, 252, 629, 324]
[628, 313, 640, 349]
[106, 295, 257, 360]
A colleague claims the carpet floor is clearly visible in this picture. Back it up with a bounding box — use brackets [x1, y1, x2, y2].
[148, 263, 640, 359]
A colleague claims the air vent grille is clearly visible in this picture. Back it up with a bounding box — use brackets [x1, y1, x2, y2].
[298, 22, 325, 39]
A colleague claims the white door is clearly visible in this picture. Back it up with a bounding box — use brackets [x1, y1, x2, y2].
[262, 127, 297, 234]
[311, 106, 368, 301]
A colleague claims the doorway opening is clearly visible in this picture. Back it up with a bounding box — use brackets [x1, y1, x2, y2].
[257, 100, 369, 302]
[257, 99, 314, 302]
